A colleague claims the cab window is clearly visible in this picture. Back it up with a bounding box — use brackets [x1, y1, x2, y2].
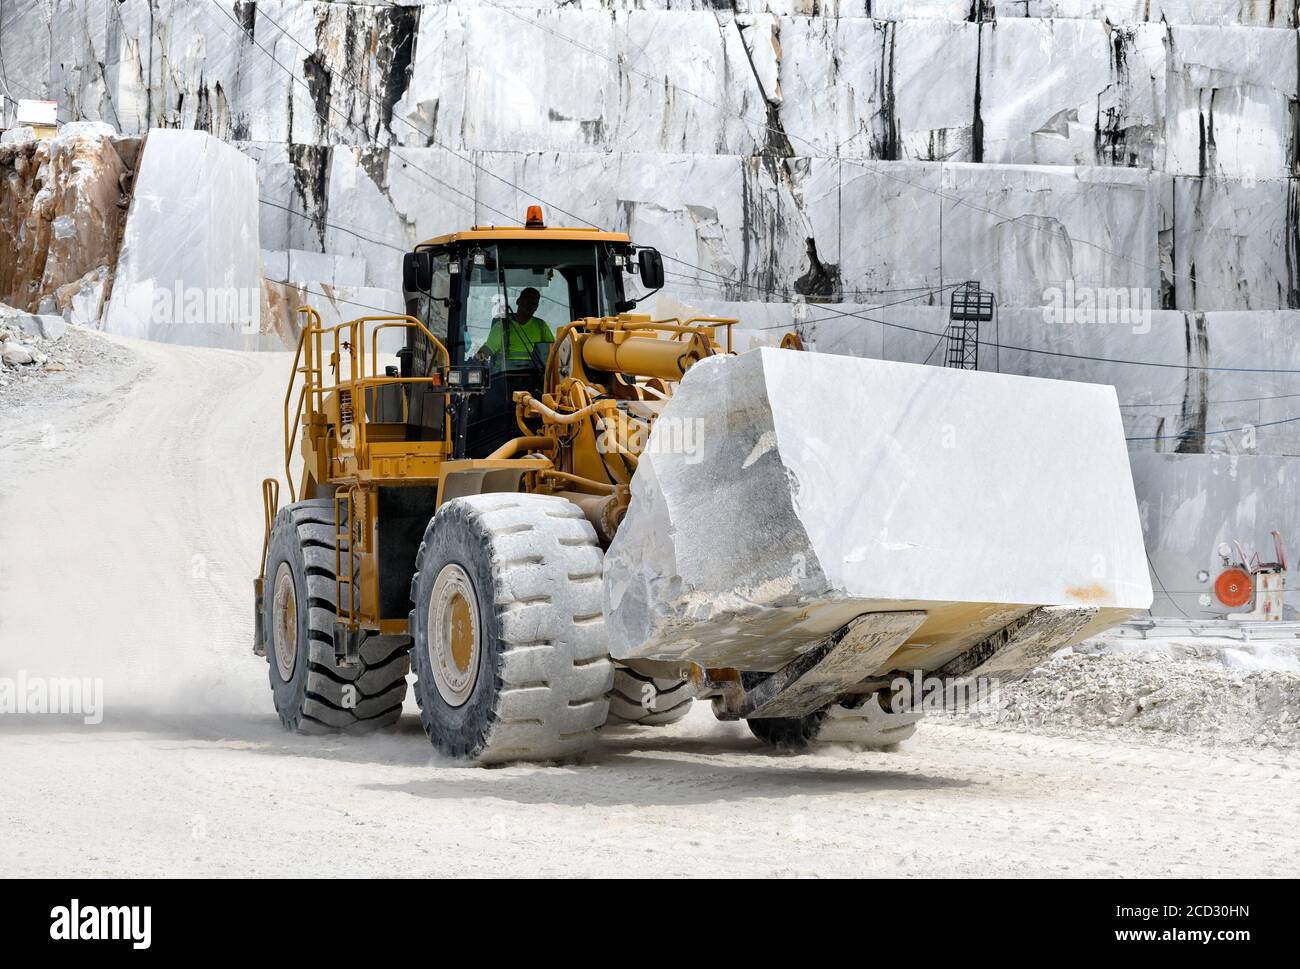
[459, 242, 622, 370]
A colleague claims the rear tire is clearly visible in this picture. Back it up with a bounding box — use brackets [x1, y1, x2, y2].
[263, 499, 410, 733]
[605, 669, 695, 726]
[409, 493, 614, 764]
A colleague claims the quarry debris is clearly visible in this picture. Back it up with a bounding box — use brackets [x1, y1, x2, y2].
[959, 649, 1300, 750]
[2, 341, 36, 367]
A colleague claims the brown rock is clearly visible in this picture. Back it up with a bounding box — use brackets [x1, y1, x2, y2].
[0, 129, 142, 314]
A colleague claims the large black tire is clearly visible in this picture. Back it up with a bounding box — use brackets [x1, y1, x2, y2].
[263, 499, 410, 733]
[746, 711, 827, 750]
[744, 679, 921, 752]
[408, 493, 615, 764]
[605, 669, 695, 726]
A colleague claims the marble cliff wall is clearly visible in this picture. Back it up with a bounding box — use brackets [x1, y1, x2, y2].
[4, 0, 1300, 615]
[5, 2, 1297, 307]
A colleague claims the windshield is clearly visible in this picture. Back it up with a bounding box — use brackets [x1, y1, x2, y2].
[460, 241, 622, 372]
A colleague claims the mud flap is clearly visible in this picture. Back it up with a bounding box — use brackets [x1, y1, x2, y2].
[937, 605, 1099, 683]
[252, 580, 265, 657]
[333, 621, 365, 668]
[743, 611, 928, 720]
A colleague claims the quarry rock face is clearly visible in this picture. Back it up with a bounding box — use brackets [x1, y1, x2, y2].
[5, 2, 1296, 312]
[103, 130, 266, 348]
[53, 266, 112, 328]
[977, 19, 1168, 169]
[0, 123, 137, 314]
[603, 348, 1152, 668]
[263, 278, 405, 352]
[1127, 452, 1300, 617]
[4, 0, 1300, 621]
[262, 249, 367, 289]
[1165, 25, 1298, 179]
[1170, 177, 1299, 311]
[805, 160, 1170, 306]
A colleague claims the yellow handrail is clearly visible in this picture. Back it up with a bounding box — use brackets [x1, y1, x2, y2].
[282, 306, 322, 502]
[281, 311, 455, 499]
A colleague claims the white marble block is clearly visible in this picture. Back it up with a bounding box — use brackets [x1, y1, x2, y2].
[602, 346, 1152, 668]
[103, 129, 264, 348]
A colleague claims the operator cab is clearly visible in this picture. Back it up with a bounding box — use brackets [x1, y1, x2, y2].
[401, 210, 664, 458]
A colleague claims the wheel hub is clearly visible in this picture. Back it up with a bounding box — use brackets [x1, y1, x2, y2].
[428, 563, 481, 707]
[272, 562, 298, 681]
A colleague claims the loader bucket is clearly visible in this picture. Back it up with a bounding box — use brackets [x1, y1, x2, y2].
[602, 347, 1152, 675]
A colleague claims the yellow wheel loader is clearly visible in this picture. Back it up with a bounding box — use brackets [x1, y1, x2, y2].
[254, 208, 1152, 764]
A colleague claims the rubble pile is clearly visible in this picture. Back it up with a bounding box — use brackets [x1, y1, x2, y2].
[0, 301, 135, 408]
[1, 303, 77, 398]
[958, 649, 1300, 749]
[1, 302, 67, 375]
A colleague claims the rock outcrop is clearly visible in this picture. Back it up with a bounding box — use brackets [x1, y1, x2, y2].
[0, 122, 139, 314]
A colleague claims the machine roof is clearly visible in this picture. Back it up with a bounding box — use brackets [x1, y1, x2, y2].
[418, 226, 632, 248]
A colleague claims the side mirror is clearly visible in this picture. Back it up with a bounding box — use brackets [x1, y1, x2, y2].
[403, 251, 433, 293]
[637, 248, 665, 290]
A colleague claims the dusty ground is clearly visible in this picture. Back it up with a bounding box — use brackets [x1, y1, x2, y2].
[1, 331, 1297, 878]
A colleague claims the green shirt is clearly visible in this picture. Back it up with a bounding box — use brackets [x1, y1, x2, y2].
[483, 315, 553, 369]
